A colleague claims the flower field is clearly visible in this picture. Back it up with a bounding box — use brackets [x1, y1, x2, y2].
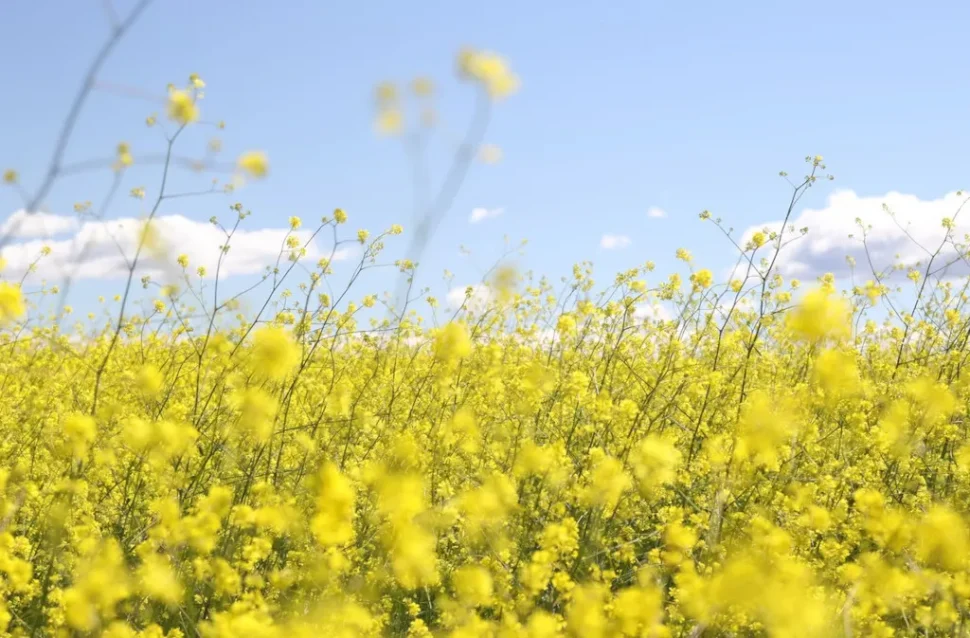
[6, 8, 970, 637]
[0, 199, 969, 637]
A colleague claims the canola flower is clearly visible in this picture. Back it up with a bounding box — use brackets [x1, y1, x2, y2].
[4, 40, 970, 638]
[0, 223, 966, 637]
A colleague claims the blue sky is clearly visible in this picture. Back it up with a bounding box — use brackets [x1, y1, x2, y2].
[2, 0, 970, 320]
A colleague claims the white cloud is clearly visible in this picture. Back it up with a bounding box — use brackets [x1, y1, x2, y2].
[1, 209, 79, 239]
[600, 234, 632, 250]
[647, 207, 667, 219]
[446, 284, 492, 312]
[0, 212, 355, 282]
[634, 303, 672, 322]
[742, 189, 970, 281]
[469, 207, 504, 224]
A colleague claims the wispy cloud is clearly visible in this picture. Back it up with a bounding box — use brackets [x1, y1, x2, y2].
[446, 284, 492, 312]
[647, 207, 667, 219]
[0, 211, 356, 282]
[1, 209, 80, 238]
[600, 234, 632, 250]
[469, 207, 504, 224]
[742, 189, 970, 281]
[634, 303, 672, 322]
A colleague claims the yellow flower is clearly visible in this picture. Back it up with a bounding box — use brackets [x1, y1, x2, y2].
[0, 283, 25, 322]
[136, 554, 183, 606]
[135, 364, 164, 398]
[435, 322, 472, 361]
[557, 314, 577, 336]
[2, 169, 16, 184]
[63, 413, 97, 459]
[374, 81, 398, 106]
[139, 220, 166, 258]
[234, 387, 277, 443]
[237, 151, 269, 178]
[691, 268, 713, 290]
[566, 583, 609, 638]
[916, 506, 970, 572]
[786, 287, 851, 343]
[457, 48, 520, 99]
[734, 389, 796, 470]
[250, 326, 300, 381]
[411, 77, 434, 97]
[115, 141, 133, 169]
[312, 463, 356, 547]
[375, 108, 404, 136]
[166, 89, 199, 124]
[452, 565, 493, 607]
[583, 450, 631, 510]
[812, 348, 860, 400]
[333, 208, 348, 224]
[630, 435, 682, 495]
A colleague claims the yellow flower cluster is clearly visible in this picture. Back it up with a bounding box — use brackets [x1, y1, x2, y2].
[0, 243, 965, 638]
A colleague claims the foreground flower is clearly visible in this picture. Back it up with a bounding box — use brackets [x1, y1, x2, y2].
[166, 89, 199, 124]
[237, 151, 269, 178]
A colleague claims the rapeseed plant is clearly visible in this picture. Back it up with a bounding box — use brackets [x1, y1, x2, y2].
[4, 12, 970, 637]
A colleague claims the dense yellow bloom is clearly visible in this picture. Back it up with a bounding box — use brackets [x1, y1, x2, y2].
[452, 565, 493, 607]
[61, 539, 132, 632]
[915, 506, 969, 572]
[786, 287, 851, 342]
[630, 434, 681, 495]
[812, 347, 860, 399]
[62, 412, 97, 459]
[566, 583, 609, 637]
[135, 553, 183, 605]
[233, 386, 277, 443]
[312, 463, 356, 547]
[435, 321, 472, 361]
[135, 364, 164, 398]
[375, 472, 440, 589]
[556, 313, 577, 335]
[0, 283, 25, 322]
[733, 390, 795, 470]
[250, 325, 300, 381]
[583, 449, 631, 510]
